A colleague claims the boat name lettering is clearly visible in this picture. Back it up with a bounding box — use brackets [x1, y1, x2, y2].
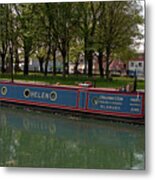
[30, 91, 50, 99]
[23, 89, 57, 101]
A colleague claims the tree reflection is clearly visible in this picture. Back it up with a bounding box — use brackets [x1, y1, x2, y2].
[0, 107, 145, 169]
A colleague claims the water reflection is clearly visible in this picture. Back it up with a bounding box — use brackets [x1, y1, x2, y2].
[0, 107, 145, 169]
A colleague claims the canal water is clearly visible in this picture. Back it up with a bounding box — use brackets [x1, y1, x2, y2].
[0, 106, 145, 169]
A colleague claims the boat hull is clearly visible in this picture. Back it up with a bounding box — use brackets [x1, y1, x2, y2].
[0, 81, 144, 123]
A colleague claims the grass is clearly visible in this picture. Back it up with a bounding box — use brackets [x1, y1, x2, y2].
[0, 72, 145, 90]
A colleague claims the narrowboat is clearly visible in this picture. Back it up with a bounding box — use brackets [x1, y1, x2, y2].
[0, 81, 144, 124]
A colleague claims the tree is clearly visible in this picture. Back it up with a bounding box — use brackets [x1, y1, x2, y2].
[0, 4, 18, 76]
[35, 47, 46, 73]
[0, 1, 143, 79]
[32, 3, 59, 76]
[0, 5, 9, 73]
[75, 2, 100, 77]
[95, 1, 143, 79]
[14, 4, 36, 75]
[53, 2, 77, 77]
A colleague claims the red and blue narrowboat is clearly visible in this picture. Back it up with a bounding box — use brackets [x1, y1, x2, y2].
[0, 81, 144, 124]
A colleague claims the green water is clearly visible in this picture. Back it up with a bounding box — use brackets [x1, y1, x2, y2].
[0, 106, 145, 169]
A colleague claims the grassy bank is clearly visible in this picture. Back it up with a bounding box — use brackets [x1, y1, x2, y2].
[0, 73, 145, 90]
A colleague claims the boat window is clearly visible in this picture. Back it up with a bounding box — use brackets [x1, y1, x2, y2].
[1, 86, 7, 96]
[50, 91, 57, 101]
[24, 89, 30, 98]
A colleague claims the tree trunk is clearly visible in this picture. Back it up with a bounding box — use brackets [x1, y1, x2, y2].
[38, 57, 44, 73]
[52, 48, 56, 76]
[15, 47, 19, 73]
[74, 54, 80, 75]
[84, 50, 88, 75]
[62, 50, 66, 78]
[1, 54, 6, 73]
[24, 52, 29, 76]
[66, 41, 69, 75]
[44, 60, 48, 76]
[84, 36, 88, 75]
[23, 37, 31, 76]
[62, 55, 66, 78]
[98, 50, 104, 78]
[88, 50, 93, 77]
[74, 61, 79, 75]
[9, 46, 14, 82]
[44, 43, 51, 76]
[105, 47, 111, 79]
[1, 42, 7, 73]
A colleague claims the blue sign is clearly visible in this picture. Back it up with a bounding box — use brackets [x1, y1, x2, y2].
[88, 92, 143, 115]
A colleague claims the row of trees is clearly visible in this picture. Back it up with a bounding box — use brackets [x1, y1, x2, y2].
[0, 1, 143, 79]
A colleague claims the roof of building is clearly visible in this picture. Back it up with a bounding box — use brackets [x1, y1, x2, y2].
[129, 57, 144, 62]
